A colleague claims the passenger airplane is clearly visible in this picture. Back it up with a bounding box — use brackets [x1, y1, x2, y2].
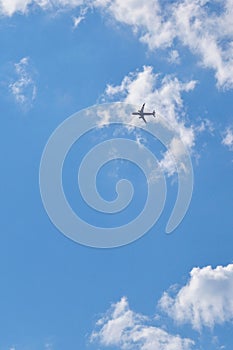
[132, 103, 156, 123]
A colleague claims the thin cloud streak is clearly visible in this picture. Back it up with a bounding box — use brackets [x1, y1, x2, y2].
[9, 57, 37, 109]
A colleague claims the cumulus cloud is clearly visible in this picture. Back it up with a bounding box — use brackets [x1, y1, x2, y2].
[159, 264, 233, 331]
[222, 127, 233, 151]
[91, 264, 233, 349]
[104, 65, 197, 176]
[91, 297, 194, 350]
[9, 57, 37, 108]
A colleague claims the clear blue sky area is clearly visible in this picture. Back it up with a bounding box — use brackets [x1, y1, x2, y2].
[1, 2, 233, 349]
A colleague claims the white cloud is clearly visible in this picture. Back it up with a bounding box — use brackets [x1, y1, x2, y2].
[0, 0, 32, 16]
[222, 127, 233, 151]
[9, 57, 37, 108]
[159, 264, 233, 331]
[92, 0, 174, 49]
[195, 118, 215, 135]
[1, 1, 233, 88]
[168, 50, 180, 65]
[171, 0, 233, 89]
[91, 297, 194, 350]
[104, 65, 197, 176]
[73, 15, 84, 28]
[0, 0, 84, 16]
[72, 6, 88, 28]
[94, 0, 233, 89]
[91, 264, 233, 349]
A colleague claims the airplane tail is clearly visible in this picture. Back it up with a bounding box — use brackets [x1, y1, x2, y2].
[153, 110, 156, 117]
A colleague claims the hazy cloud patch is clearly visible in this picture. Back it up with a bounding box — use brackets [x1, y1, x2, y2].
[9, 57, 37, 109]
[222, 127, 233, 151]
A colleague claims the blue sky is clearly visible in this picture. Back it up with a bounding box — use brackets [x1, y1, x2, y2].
[1, 0, 233, 349]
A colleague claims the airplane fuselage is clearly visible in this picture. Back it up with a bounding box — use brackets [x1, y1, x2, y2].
[132, 104, 156, 123]
[132, 112, 154, 116]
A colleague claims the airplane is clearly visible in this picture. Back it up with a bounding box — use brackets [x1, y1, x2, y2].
[132, 103, 156, 123]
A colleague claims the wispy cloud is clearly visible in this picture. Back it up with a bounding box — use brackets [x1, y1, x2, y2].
[168, 50, 180, 65]
[9, 57, 37, 109]
[222, 127, 233, 151]
[44, 342, 53, 350]
[2, 1, 233, 89]
[72, 6, 88, 29]
[93, 0, 233, 89]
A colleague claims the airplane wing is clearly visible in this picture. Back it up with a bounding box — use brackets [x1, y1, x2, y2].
[142, 115, 147, 124]
[140, 103, 145, 113]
